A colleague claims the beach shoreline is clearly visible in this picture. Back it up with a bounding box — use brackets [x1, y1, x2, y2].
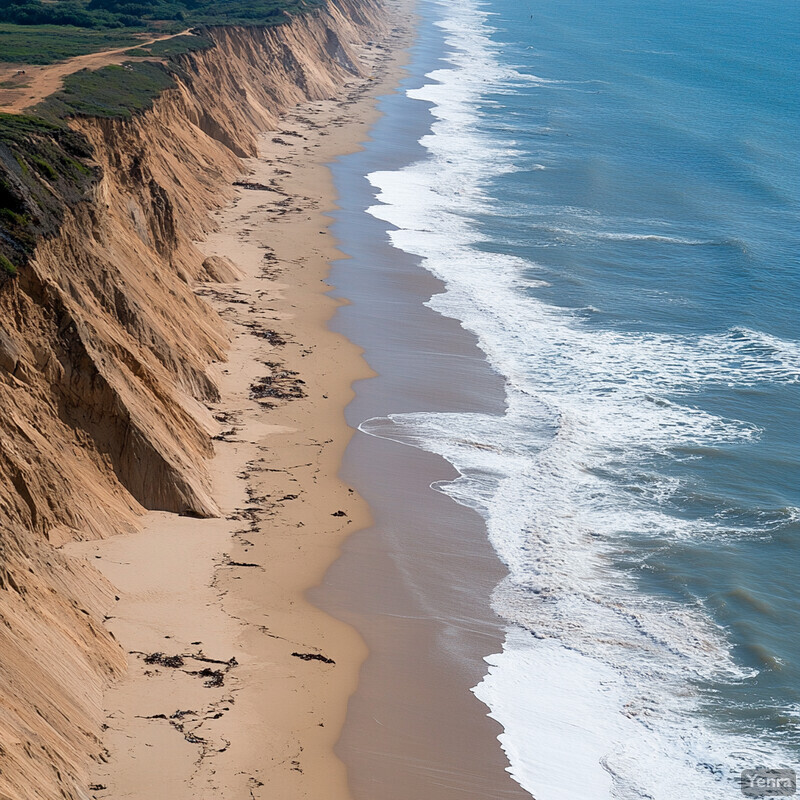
[66, 6, 416, 797]
[309, 11, 535, 790]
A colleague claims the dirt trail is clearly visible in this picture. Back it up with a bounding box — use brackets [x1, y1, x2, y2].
[0, 29, 191, 113]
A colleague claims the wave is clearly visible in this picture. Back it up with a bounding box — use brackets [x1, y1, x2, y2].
[594, 231, 725, 245]
[362, 0, 800, 797]
[524, 224, 747, 248]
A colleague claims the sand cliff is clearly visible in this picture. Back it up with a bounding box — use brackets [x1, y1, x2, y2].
[0, 3, 385, 796]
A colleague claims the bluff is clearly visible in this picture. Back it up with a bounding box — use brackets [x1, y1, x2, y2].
[0, 2, 383, 797]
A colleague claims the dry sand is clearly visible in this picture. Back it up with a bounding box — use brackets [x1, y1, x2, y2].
[66, 12, 414, 799]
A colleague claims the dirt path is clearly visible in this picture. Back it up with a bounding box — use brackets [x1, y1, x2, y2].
[0, 29, 191, 114]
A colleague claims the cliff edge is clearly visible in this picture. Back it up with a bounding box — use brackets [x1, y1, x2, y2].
[0, 2, 384, 796]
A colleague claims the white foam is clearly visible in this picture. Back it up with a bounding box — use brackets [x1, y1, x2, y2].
[472, 630, 791, 800]
[474, 631, 631, 800]
[358, 0, 800, 796]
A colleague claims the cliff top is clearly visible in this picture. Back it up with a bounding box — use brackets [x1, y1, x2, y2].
[0, 0, 325, 65]
[0, 0, 334, 281]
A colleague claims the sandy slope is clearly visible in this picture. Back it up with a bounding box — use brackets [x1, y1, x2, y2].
[66, 13, 414, 800]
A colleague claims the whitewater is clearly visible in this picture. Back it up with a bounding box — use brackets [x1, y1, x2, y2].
[358, 0, 800, 797]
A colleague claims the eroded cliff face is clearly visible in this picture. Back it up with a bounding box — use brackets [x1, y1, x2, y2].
[0, 2, 385, 796]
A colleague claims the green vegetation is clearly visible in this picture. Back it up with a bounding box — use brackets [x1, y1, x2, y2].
[0, 23, 145, 63]
[30, 154, 57, 180]
[125, 32, 212, 57]
[0, 0, 167, 29]
[0, 111, 66, 143]
[37, 61, 176, 119]
[0, 0, 323, 64]
[0, 253, 17, 276]
[0, 112, 97, 281]
[0, 207, 27, 225]
[166, 0, 323, 27]
[0, 0, 324, 35]
[0, 0, 328, 67]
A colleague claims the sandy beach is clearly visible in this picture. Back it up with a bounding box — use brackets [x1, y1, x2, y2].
[66, 8, 414, 797]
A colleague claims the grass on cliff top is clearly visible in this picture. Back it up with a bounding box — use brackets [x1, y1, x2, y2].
[0, 23, 146, 63]
[125, 32, 213, 57]
[0, 110, 65, 141]
[37, 60, 176, 119]
[180, 0, 324, 26]
[0, 0, 325, 64]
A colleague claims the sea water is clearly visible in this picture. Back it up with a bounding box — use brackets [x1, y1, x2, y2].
[351, 0, 800, 797]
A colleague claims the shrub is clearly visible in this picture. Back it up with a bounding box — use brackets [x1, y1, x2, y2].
[30, 154, 58, 180]
[37, 61, 176, 119]
[0, 253, 17, 276]
[0, 23, 143, 63]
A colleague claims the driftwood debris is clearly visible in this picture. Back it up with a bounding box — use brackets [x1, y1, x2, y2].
[291, 652, 335, 665]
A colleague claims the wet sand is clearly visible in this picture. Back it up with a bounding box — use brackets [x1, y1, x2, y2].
[318, 258, 531, 799]
[314, 14, 532, 797]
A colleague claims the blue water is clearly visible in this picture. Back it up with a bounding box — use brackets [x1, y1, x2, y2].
[352, 0, 800, 796]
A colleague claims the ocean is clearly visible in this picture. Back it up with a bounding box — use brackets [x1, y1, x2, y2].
[328, 0, 800, 797]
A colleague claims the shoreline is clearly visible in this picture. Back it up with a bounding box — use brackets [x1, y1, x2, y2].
[66, 5, 415, 797]
[311, 11, 533, 791]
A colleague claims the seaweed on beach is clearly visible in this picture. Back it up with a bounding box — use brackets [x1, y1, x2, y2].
[249, 371, 305, 401]
[143, 652, 185, 668]
[291, 652, 335, 665]
[254, 329, 286, 346]
[197, 668, 225, 687]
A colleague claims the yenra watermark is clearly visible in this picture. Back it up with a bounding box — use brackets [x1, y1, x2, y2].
[741, 768, 796, 797]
